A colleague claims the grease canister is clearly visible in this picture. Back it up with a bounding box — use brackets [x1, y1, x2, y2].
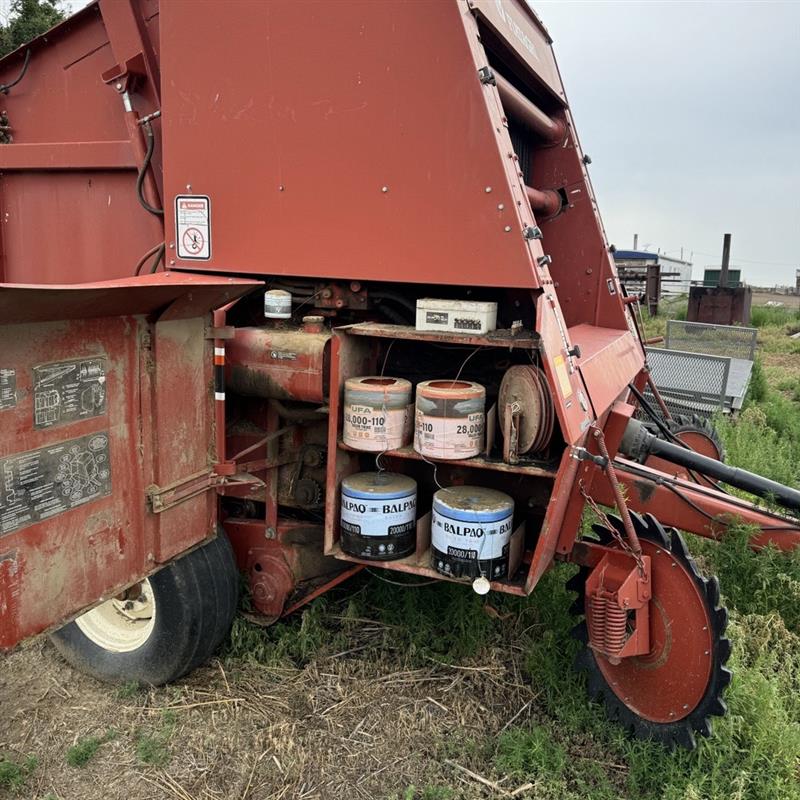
[414, 380, 485, 460]
[431, 486, 514, 579]
[343, 376, 412, 451]
[340, 472, 417, 560]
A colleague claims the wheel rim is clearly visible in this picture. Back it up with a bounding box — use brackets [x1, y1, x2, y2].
[75, 578, 156, 653]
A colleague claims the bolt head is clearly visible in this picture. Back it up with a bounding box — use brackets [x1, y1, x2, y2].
[497, 203, 505, 210]
[115, 82, 123, 90]
[485, 186, 492, 193]
[504, 225, 512, 232]
[381, 186, 389, 193]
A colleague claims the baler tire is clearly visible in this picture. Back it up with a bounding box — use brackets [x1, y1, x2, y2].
[568, 513, 731, 750]
[49, 531, 240, 686]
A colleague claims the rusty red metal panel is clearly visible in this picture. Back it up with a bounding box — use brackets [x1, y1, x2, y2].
[1, 172, 159, 283]
[0, 0, 163, 285]
[0, 274, 256, 650]
[468, 0, 565, 103]
[570, 324, 644, 418]
[534, 293, 594, 444]
[0, 272, 260, 324]
[159, 0, 545, 289]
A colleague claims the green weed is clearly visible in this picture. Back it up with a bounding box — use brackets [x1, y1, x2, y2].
[0, 755, 37, 790]
[114, 680, 142, 700]
[65, 730, 116, 768]
[135, 706, 178, 767]
[135, 734, 170, 767]
[692, 524, 800, 630]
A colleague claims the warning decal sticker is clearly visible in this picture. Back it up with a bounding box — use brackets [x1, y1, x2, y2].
[0, 369, 15, 410]
[32, 357, 107, 430]
[175, 195, 211, 260]
[0, 432, 112, 537]
[553, 355, 573, 399]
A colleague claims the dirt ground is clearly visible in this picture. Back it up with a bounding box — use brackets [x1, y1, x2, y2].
[0, 630, 544, 800]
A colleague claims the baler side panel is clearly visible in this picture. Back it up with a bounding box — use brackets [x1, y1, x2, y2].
[160, 0, 542, 289]
[0, 275, 257, 651]
[0, 0, 163, 284]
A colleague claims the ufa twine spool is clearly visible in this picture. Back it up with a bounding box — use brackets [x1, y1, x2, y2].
[343, 376, 412, 451]
[414, 380, 485, 459]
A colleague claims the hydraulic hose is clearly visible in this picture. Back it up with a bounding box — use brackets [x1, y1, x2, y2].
[134, 241, 165, 275]
[136, 119, 164, 216]
[0, 49, 31, 94]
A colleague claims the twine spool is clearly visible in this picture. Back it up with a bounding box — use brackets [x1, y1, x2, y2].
[264, 289, 292, 319]
[340, 471, 417, 560]
[431, 486, 514, 579]
[414, 380, 485, 460]
[343, 376, 412, 452]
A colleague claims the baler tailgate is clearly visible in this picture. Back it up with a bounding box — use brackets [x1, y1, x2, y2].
[0, 273, 257, 650]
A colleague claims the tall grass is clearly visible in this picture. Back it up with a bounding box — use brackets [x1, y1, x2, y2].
[750, 305, 800, 328]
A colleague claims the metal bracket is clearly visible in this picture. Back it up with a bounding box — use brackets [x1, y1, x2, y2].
[477, 66, 496, 85]
[523, 225, 543, 240]
[146, 468, 220, 513]
[569, 446, 607, 468]
[502, 401, 521, 465]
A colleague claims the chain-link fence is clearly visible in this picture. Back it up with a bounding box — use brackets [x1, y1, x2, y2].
[665, 320, 757, 361]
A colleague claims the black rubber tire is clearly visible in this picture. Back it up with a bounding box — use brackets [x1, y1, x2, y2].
[49, 532, 240, 685]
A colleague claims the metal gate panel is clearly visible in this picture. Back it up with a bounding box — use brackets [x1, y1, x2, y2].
[0, 273, 257, 650]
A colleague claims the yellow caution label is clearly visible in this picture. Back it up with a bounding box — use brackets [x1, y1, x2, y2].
[553, 355, 573, 398]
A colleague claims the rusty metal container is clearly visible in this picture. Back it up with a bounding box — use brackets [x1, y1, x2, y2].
[226, 326, 331, 404]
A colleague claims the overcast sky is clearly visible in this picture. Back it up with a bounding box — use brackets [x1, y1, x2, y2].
[537, 1, 800, 286]
[60, 0, 799, 285]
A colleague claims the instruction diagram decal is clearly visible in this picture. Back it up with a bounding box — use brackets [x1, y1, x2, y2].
[32, 357, 107, 430]
[0, 368, 15, 410]
[175, 195, 211, 260]
[0, 432, 112, 537]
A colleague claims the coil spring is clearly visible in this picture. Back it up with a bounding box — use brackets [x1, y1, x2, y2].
[588, 591, 629, 658]
[588, 594, 608, 652]
[604, 603, 628, 657]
